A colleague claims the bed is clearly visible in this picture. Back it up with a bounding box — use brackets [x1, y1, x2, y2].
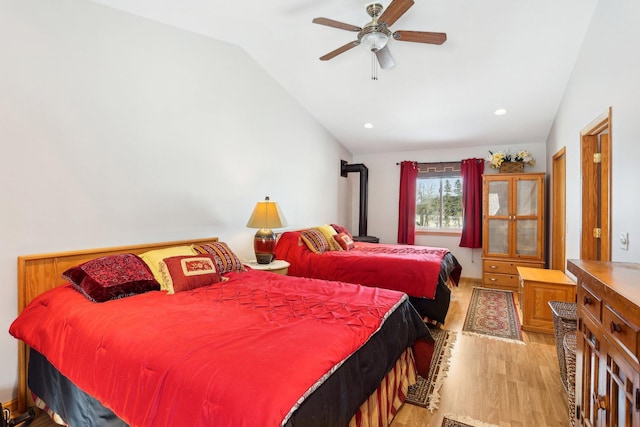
[274, 227, 462, 324]
[10, 237, 435, 427]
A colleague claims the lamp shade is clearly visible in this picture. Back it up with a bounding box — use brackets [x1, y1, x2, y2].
[246, 197, 287, 264]
[246, 197, 288, 229]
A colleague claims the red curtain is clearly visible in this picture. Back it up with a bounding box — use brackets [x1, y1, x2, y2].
[397, 161, 418, 245]
[459, 158, 484, 248]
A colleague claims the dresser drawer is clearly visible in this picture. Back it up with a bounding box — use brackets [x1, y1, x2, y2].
[483, 272, 519, 288]
[579, 285, 602, 322]
[604, 305, 640, 360]
[483, 259, 544, 275]
[483, 260, 519, 275]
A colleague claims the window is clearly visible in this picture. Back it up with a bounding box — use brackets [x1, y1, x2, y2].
[416, 162, 463, 231]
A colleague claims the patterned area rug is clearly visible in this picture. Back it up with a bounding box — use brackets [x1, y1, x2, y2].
[441, 413, 500, 427]
[462, 287, 523, 343]
[405, 327, 456, 411]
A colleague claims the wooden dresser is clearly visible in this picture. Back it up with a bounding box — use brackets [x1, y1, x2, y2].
[567, 260, 640, 427]
[482, 173, 545, 291]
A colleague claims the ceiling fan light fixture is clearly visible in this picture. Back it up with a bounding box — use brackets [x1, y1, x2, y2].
[361, 32, 388, 51]
[312, 0, 447, 74]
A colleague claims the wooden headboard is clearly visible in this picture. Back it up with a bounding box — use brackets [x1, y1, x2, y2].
[15, 236, 218, 412]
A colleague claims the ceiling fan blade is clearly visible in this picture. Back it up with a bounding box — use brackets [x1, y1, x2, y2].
[375, 46, 395, 69]
[393, 30, 447, 45]
[312, 17, 361, 32]
[319, 41, 360, 61]
[379, 0, 414, 27]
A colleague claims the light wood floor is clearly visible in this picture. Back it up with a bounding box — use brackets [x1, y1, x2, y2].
[392, 278, 569, 427]
[27, 278, 569, 427]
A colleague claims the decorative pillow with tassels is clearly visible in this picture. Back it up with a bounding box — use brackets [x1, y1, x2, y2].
[333, 232, 355, 251]
[331, 224, 353, 239]
[63, 253, 160, 302]
[192, 242, 246, 274]
[300, 229, 330, 254]
[158, 254, 221, 294]
[315, 224, 342, 251]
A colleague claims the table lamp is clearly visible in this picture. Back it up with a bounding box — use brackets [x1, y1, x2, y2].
[246, 196, 288, 264]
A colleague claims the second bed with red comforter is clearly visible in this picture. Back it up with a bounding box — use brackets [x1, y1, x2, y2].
[275, 231, 462, 323]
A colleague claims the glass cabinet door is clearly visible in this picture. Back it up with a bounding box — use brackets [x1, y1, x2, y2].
[485, 179, 511, 256]
[516, 179, 538, 216]
[514, 178, 541, 258]
[516, 220, 538, 256]
[488, 219, 509, 255]
[487, 181, 509, 216]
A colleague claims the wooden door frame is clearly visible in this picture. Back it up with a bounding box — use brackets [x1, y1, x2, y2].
[580, 107, 612, 261]
[552, 147, 566, 271]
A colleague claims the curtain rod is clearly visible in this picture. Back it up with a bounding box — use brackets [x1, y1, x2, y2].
[395, 159, 481, 165]
[395, 161, 459, 165]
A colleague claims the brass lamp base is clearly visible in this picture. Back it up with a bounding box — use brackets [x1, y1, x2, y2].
[254, 228, 276, 264]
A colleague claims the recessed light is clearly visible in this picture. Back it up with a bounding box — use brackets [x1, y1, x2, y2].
[494, 108, 508, 116]
[364, 123, 373, 129]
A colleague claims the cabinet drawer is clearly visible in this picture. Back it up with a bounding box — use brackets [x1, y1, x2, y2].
[483, 259, 544, 275]
[604, 305, 640, 360]
[579, 285, 602, 322]
[483, 272, 519, 287]
[483, 260, 519, 275]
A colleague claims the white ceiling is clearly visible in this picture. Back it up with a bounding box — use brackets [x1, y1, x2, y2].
[90, 0, 597, 155]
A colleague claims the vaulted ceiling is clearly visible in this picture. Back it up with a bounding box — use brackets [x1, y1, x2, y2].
[91, 0, 597, 154]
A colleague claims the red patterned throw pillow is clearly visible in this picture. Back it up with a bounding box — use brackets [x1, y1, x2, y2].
[62, 253, 160, 302]
[331, 224, 353, 239]
[159, 254, 221, 294]
[333, 232, 355, 251]
[192, 242, 246, 274]
[300, 229, 330, 254]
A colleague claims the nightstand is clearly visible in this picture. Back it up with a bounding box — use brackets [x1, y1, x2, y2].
[517, 267, 576, 334]
[243, 259, 290, 275]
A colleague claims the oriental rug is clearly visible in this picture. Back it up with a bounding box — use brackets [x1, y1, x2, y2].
[441, 413, 500, 427]
[462, 287, 523, 343]
[405, 327, 456, 411]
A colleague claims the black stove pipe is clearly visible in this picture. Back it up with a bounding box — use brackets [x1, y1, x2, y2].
[340, 160, 369, 237]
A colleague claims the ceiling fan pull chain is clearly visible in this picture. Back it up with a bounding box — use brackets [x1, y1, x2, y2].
[371, 51, 378, 80]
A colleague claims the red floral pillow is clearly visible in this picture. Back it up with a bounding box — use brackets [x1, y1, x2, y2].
[331, 224, 353, 239]
[192, 242, 246, 274]
[158, 254, 221, 294]
[62, 254, 160, 302]
[333, 232, 355, 251]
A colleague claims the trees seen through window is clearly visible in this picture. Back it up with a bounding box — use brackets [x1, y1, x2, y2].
[416, 176, 463, 230]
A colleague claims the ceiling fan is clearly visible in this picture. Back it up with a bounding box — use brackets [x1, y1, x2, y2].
[312, 0, 446, 70]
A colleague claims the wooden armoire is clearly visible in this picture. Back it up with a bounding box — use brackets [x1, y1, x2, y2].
[481, 172, 545, 291]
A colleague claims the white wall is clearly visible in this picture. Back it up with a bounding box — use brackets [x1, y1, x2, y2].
[352, 142, 547, 279]
[547, 0, 640, 267]
[0, 0, 351, 403]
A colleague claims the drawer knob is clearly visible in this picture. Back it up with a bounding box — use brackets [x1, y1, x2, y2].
[583, 295, 593, 305]
[489, 265, 497, 269]
[610, 321, 622, 334]
[489, 278, 497, 281]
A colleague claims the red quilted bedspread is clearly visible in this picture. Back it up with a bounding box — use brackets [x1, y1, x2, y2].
[275, 231, 451, 299]
[10, 270, 424, 427]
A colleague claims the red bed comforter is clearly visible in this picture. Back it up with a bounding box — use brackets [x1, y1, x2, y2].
[275, 231, 454, 299]
[10, 270, 429, 427]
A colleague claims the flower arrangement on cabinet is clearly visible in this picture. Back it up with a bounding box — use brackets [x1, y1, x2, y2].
[486, 150, 535, 169]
